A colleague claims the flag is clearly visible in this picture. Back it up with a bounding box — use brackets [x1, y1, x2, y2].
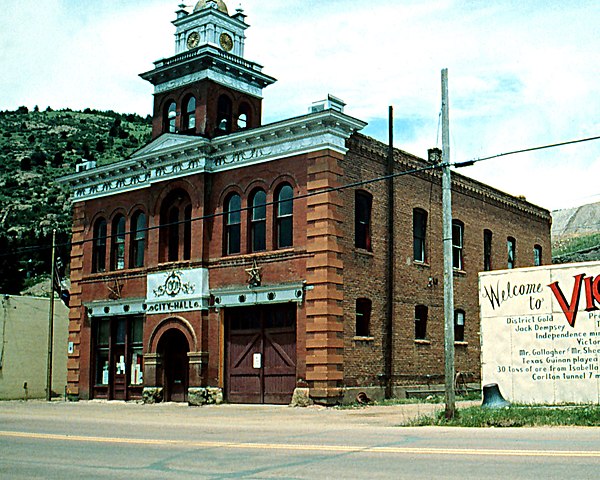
[53, 257, 70, 307]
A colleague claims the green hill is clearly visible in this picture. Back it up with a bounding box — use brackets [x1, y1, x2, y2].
[0, 106, 152, 294]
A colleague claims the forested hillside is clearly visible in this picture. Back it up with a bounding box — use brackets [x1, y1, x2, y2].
[0, 106, 152, 294]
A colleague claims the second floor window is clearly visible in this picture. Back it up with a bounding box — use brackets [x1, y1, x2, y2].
[130, 212, 146, 269]
[355, 190, 372, 251]
[92, 218, 107, 273]
[111, 215, 126, 270]
[483, 229, 493, 271]
[159, 189, 192, 263]
[507, 237, 516, 269]
[413, 209, 427, 262]
[275, 184, 293, 248]
[224, 193, 241, 255]
[452, 220, 464, 270]
[250, 190, 267, 252]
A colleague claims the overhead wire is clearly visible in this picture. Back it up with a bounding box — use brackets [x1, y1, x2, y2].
[1, 133, 599, 259]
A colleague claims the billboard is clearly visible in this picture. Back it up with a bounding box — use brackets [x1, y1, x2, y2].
[479, 261, 600, 404]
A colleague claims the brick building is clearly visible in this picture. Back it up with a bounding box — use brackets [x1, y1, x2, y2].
[59, 0, 551, 405]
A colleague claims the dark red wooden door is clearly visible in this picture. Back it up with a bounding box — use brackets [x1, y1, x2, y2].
[226, 305, 296, 404]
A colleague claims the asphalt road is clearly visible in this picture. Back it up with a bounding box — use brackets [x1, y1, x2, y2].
[1, 400, 599, 479]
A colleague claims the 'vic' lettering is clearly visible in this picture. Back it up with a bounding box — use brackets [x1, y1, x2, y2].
[548, 273, 600, 328]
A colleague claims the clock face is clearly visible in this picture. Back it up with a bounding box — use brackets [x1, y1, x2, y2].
[187, 32, 200, 49]
[219, 32, 233, 52]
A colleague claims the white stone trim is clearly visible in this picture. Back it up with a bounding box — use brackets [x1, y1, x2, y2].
[211, 282, 305, 308]
[154, 69, 264, 97]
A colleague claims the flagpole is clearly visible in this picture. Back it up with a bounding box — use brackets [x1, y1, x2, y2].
[46, 229, 56, 402]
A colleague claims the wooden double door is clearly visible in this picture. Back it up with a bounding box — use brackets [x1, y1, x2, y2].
[226, 305, 297, 404]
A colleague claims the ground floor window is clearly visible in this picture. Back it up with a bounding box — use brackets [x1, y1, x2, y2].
[92, 315, 144, 400]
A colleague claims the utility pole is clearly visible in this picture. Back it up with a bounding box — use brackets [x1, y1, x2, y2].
[46, 229, 56, 402]
[441, 68, 456, 419]
[385, 105, 395, 398]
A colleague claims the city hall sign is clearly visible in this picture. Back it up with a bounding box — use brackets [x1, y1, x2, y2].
[146, 268, 209, 313]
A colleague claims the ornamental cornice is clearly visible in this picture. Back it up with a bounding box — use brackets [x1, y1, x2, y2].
[58, 110, 367, 203]
[348, 133, 550, 221]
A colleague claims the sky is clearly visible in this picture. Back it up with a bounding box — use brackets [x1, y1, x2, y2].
[1, 0, 598, 211]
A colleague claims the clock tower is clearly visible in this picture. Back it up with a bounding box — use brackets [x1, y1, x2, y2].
[141, 0, 276, 139]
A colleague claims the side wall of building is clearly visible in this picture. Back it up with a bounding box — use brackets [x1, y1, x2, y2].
[340, 134, 551, 391]
[0, 296, 68, 400]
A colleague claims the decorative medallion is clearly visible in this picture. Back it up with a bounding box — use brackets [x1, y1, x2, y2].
[153, 270, 196, 298]
[245, 259, 262, 288]
[107, 278, 124, 300]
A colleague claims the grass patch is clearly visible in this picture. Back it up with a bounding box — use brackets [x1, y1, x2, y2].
[405, 405, 600, 427]
[336, 391, 481, 410]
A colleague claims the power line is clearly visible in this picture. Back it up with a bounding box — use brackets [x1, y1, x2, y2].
[452, 135, 600, 168]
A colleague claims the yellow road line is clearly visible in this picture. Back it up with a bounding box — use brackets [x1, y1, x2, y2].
[1, 430, 599, 458]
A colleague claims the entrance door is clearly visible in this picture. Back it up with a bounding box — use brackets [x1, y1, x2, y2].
[226, 305, 296, 404]
[158, 330, 190, 402]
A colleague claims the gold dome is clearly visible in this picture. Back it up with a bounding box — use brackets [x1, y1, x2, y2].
[193, 0, 229, 15]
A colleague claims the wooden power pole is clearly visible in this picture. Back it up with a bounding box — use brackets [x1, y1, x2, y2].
[441, 68, 456, 419]
[46, 229, 56, 402]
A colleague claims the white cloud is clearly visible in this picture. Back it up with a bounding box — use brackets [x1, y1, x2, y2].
[1, 0, 598, 210]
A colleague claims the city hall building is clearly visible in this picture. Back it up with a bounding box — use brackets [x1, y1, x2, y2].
[60, 0, 551, 405]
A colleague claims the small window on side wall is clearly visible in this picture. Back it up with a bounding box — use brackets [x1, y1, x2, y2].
[483, 229, 493, 271]
[507, 236, 516, 269]
[184, 96, 196, 131]
[413, 209, 427, 262]
[415, 305, 428, 340]
[454, 309, 465, 342]
[356, 298, 372, 337]
[355, 190, 372, 251]
[534, 244, 542, 266]
[452, 220, 464, 270]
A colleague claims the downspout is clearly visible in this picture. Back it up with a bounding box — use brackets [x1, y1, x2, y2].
[385, 106, 395, 398]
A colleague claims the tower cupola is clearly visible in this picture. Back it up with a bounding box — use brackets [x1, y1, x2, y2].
[140, 1, 276, 139]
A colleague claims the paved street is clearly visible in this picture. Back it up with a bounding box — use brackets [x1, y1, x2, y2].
[1, 400, 600, 479]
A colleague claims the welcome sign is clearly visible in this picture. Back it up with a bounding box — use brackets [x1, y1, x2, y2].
[479, 261, 600, 404]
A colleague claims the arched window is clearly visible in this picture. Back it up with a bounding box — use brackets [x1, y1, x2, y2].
[237, 102, 250, 130]
[275, 183, 293, 249]
[216, 94, 232, 134]
[130, 211, 146, 268]
[413, 208, 427, 262]
[355, 190, 372, 251]
[184, 204, 192, 261]
[356, 298, 372, 337]
[184, 96, 196, 131]
[454, 309, 465, 342]
[224, 193, 241, 255]
[92, 218, 107, 273]
[111, 215, 126, 270]
[166, 101, 177, 133]
[168, 206, 180, 262]
[159, 189, 192, 263]
[250, 189, 267, 252]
